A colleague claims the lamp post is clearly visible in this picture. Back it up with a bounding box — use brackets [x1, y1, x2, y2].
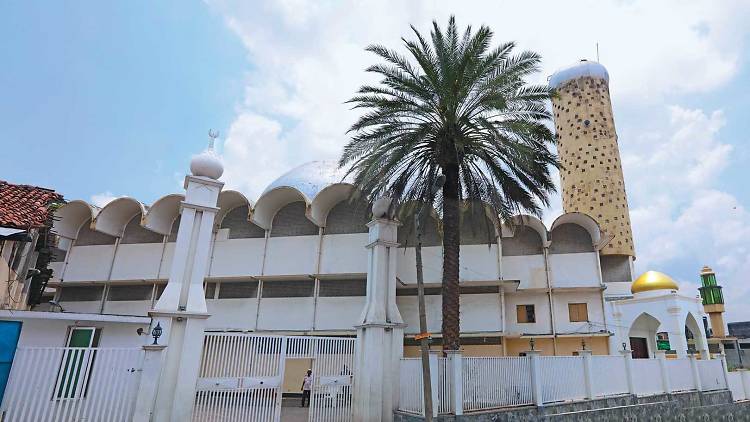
[415, 174, 445, 421]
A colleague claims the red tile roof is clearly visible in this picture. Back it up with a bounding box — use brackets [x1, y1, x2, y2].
[0, 181, 63, 230]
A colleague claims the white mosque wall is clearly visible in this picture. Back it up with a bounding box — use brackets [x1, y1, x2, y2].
[49, 261, 65, 282]
[397, 295, 443, 335]
[459, 245, 500, 281]
[110, 243, 163, 280]
[503, 291, 553, 335]
[502, 254, 546, 288]
[58, 300, 101, 313]
[315, 297, 365, 330]
[319, 233, 369, 274]
[256, 297, 315, 330]
[103, 299, 152, 316]
[158, 243, 175, 278]
[396, 246, 443, 284]
[209, 238, 265, 277]
[11, 318, 147, 348]
[460, 293, 503, 332]
[552, 291, 606, 334]
[264, 236, 319, 276]
[63, 245, 116, 282]
[604, 281, 632, 297]
[548, 252, 600, 288]
[206, 298, 258, 331]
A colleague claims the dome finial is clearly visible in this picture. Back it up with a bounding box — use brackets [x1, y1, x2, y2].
[190, 130, 224, 180]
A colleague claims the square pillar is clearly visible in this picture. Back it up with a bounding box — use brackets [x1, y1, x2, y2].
[445, 350, 463, 415]
[133, 344, 167, 422]
[526, 350, 544, 406]
[620, 349, 636, 395]
[655, 350, 671, 394]
[578, 350, 594, 399]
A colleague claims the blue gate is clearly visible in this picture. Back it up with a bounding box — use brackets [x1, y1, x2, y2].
[0, 321, 22, 404]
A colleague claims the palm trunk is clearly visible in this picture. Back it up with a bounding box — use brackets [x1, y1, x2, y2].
[441, 163, 461, 351]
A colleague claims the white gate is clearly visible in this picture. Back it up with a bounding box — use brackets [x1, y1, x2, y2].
[0, 347, 143, 421]
[193, 333, 356, 422]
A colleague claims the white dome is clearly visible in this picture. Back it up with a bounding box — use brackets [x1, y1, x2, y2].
[262, 160, 352, 200]
[549, 59, 609, 89]
[190, 149, 224, 180]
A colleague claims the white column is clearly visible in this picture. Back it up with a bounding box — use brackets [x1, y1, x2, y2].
[151, 168, 223, 422]
[445, 350, 463, 415]
[578, 349, 594, 399]
[620, 348, 636, 395]
[526, 350, 544, 406]
[689, 353, 703, 391]
[353, 217, 405, 422]
[428, 350, 440, 418]
[655, 350, 671, 394]
[133, 344, 167, 422]
[719, 353, 731, 390]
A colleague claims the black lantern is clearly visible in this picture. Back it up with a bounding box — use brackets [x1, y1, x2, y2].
[151, 322, 163, 345]
[529, 338, 536, 351]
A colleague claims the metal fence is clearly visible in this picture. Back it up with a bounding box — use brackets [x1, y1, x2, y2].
[0, 347, 143, 422]
[399, 354, 729, 416]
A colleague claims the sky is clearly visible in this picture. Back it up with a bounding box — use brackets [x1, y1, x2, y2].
[2, 1, 749, 321]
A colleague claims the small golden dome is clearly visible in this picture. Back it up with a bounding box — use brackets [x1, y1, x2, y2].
[631, 271, 679, 294]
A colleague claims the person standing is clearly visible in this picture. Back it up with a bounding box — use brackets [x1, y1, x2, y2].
[301, 369, 312, 407]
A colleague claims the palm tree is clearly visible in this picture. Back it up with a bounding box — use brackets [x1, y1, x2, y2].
[340, 16, 558, 351]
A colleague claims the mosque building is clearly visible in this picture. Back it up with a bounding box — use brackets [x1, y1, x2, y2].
[43, 60, 718, 360]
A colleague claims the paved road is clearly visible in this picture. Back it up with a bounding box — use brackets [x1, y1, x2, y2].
[280, 397, 309, 422]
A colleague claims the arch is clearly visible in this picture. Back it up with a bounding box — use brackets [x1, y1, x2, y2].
[396, 201, 442, 247]
[323, 196, 370, 235]
[628, 312, 662, 358]
[144, 194, 184, 235]
[685, 311, 708, 354]
[76, 218, 117, 246]
[269, 201, 319, 237]
[215, 190, 254, 229]
[460, 201, 499, 245]
[252, 186, 310, 230]
[549, 223, 595, 254]
[550, 212, 601, 248]
[309, 183, 355, 227]
[501, 215, 549, 244]
[53, 200, 98, 239]
[220, 206, 266, 239]
[121, 213, 164, 244]
[93, 197, 146, 237]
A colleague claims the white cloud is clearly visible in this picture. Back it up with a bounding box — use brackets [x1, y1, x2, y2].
[208, 0, 750, 321]
[90, 191, 122, 207]
[626, 107, 750, 321]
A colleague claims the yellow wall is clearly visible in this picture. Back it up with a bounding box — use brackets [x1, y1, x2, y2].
[404, 337, 610, 357]
[283, 358, 312, 393]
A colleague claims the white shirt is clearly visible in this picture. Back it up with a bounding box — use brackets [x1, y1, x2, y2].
[303, 375, 312, 390]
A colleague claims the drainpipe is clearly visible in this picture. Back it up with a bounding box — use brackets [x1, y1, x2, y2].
[311, 226, 325, 331]
[542, 243, 558, 355]
[254, 229, 270, 331]
[594, 248, 609, 352]
[100, 237, 120, 314]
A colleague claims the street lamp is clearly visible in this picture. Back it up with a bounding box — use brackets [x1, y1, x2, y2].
[151, 322, 163, 345]
[415, 174, 445, 421]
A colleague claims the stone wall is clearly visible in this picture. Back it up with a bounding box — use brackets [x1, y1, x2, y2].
[394, 390, 749, 421]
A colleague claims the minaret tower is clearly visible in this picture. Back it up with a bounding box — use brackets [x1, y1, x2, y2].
[699, 265, 726, 337]
[550, 60, 635, 283]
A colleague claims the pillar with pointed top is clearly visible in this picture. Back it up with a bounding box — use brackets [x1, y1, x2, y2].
[699, 265, 726, 338]
[151, 134, 224, 421]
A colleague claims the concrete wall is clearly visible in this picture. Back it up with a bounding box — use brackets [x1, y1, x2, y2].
[0, 317, 148, 348]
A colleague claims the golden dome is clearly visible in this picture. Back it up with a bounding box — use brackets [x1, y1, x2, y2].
[631, 271, 679, 294]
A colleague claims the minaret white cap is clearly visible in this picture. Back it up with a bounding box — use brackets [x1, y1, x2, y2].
[190, 134, 224, 180]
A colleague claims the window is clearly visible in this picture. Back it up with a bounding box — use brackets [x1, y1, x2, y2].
[56, 327, 101, 399]
[568, 303, 589, 322]
[516, 305, 536, 323]
[107, 285, 153, 301]
[218, 281, 258, 299]
[318, 280, 366, 297]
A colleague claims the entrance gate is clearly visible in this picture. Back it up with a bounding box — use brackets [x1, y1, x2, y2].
[193, 333, 356, 422]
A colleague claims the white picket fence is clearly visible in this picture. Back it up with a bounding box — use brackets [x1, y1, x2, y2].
[399, 353, 730, 416]
[0, 347, 143, 422]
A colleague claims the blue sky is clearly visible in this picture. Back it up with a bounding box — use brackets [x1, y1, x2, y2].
[2, 1, 750, 320]
[1, 1, 246, 203]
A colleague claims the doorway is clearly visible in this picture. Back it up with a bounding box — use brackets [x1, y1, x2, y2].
[630, 337, 649, 359]
[0, 321, 22, 403]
